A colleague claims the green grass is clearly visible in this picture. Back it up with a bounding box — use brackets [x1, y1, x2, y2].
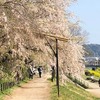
[0, 86, 14, 100]
[0, 78, 30, 100]
[51, 82, 100, 100]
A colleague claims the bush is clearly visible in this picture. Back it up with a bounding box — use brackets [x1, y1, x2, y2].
[85, 71, 92, 76]
[92, 68, 95, 71]
[89, 70, 100, 78]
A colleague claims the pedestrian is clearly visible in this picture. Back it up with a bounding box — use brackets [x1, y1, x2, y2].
[38, 66, 42, 78]
[32, 67, 36, 75]
[98, 78, 100, 87]
[51, 66, 55, 82]
[14, 71, 20, 84]
[27, 67, 33, 79]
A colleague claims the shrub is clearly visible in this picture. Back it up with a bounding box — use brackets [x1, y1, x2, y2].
[89, 70, 100, 78]
[85, 71, 92, 76]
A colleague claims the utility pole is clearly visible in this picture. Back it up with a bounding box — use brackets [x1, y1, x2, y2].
[56, 39, 59, 96]
[41, 33, 82, 97]
[45, 37, 59, 97]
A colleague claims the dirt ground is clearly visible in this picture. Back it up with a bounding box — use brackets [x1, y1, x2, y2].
[4, 73, 51, 100]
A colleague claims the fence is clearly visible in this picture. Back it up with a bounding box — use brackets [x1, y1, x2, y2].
[0, 81, 15, 92]
[0, 76, 27, 92]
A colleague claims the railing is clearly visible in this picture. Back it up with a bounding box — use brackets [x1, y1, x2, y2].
[0, 81, 15, 92]
[0, 76, 27, 92]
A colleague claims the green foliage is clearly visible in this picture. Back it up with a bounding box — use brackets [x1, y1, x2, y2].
[96, 68, 100, 73]
[0, 85, 14, 100]
[85, 70, 92, 76]
[89, 70, 100, 78]
[51, 82, 99, 100]
[0, 77, 30, 100]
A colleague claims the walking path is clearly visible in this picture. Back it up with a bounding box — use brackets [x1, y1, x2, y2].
[3, 72, 100, 99]
[84, 80, 100, 98]
[4, 73, 51, 100]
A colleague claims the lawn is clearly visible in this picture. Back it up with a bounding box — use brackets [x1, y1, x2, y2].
[51, 82, 100, 100]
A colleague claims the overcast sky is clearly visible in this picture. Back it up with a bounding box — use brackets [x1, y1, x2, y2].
[69, 0, 100, 44]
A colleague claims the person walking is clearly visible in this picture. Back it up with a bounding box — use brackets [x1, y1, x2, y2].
[27, 67, 33, 79]
[15, 71, 20, 84]
[38, 66, 42, 78]
[51, 66, 55, 82]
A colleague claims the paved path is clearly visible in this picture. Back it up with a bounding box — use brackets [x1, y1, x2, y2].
[84, 80, 100, 98]
[4, 73, 51, 100]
